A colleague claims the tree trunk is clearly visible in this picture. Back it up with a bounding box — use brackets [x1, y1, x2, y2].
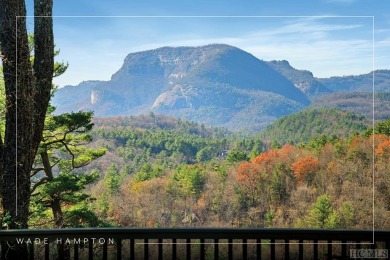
[0, 0, 54, 226]
[1, 0, 35, 230]
[41, 152, 64, 228]
[0, 0, 53, 258]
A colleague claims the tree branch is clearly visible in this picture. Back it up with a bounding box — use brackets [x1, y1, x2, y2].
[30, 177, 49, 194]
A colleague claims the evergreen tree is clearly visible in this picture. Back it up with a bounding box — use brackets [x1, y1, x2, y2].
[30, 111, 106, 228]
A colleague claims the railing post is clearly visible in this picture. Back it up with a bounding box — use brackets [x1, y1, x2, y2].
[242, 238, 247, 260]
[327, 240, 332, 260]
[386, 240, 390, 255]
[228, 238, 233, 260]
[130, 239, 135, 260]
[186, 238, 191, 260]
[45, 242, 50, 260]
[256, 238, 261, 260]
[89, 239, 93, 260]
[356, 240, 361, 249]
[370, 240, 376, 250]
[158, 238, 163, 260]
[143, 239, 148, 259]
[200, 239, 205, 260]
[313, 240, 318, 260]
[270, 239, 275, 260]
[299, 239, 303, 260]
[103, 239, 108, 260]
[172, 238, 176, 260]
[214, 239, 219, 260]
[74, 244, 79, 260]
[284, 239, 289, 260]
[116, 239, 122, 260]
[341, 240, 347, 258]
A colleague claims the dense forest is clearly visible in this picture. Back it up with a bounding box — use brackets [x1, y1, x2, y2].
[258, 108, 369, 145]
[26, 111, 390, 230]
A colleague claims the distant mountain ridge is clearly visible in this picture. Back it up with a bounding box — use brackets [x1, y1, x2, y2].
[51, 44, 390, 131]
[266, 60, 332, 98]
[317, 70, 390, 92]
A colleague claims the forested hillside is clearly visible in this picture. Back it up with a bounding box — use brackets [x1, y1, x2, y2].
[258, 108, 369, 145]
[26, 113, 389, 230]
[83, 116, 390, 229]
[88, 114, 263, 176]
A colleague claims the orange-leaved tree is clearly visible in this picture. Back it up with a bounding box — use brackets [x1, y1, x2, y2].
[291, 156, 320, 185]
[236, 162, 262, 206]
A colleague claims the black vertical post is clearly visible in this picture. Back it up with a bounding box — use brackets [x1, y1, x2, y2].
[144, 239, 148, 259]
[74, 244, 79, 260]
[356, 241, 361, 250]
[270, 239, 275, 260]
[242, 239, 247, 260]
[284, 239, 289, 260]
[130, 239, 134, 260]
[89, 239, 93, 260]
[200, 239, 205, 260]
[341, 241, 347, 259]
[370, 241, 376, 250]
[158, 239, 163, 260]
[313, 240, 318, 260]
[186, 238, 191, 260]
[228, 239, 233, 260]
[386, 240, 390, 256]
[117, 239, 122, 260]
[327, 240, 332, 260]
[172, 239, 176, 260]
[299, 240, 303, 260]
[214, 239, 219, 260]
[103, 240, 108, 260]
[45, 242, 50, 260]
[1, 242, 5, 259]
[256, 239, 261, 260]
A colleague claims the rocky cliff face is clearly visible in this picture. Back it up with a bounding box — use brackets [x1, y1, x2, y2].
[52, 44, 312, 131]
[267, 60, 331, 98]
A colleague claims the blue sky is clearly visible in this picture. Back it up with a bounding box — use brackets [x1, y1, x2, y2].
[25, 0, 390, 87]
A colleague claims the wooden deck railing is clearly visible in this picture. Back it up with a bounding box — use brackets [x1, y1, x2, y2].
[0, 228, 388, 259]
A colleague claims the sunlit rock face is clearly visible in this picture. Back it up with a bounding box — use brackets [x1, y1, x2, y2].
[52, 44, 314, 131]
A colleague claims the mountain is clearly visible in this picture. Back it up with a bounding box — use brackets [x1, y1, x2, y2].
[317, 70, 390, 92]
[258, 108, 369, 145]
[310, 91, 390, 121]
[52, 80, 105, 114]
[52, 44, 390, 132]
[52, 44, 309, 131]
[266, 60, 331, 98]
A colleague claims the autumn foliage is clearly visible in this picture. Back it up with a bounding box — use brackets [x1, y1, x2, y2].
[236, 162, 261, 183]
[252, 144, 298, 170]
[82, 116, 390, 230]
[376, 140, 390, 157]
[291, 156, 320, 182]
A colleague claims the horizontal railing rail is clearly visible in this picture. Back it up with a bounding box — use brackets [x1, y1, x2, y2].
[0, 228, 388, 259]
